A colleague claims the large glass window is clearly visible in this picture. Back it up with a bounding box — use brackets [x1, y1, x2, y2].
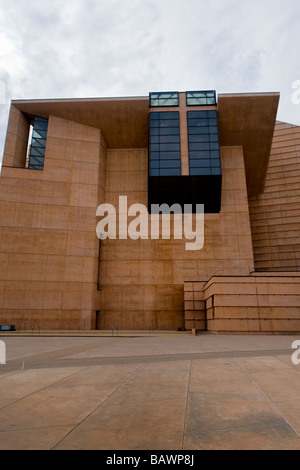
[187, 110, 221, 176]
[149, 92, 179, 107]
[149, 111, 181, 176]
[186, 90, 216, 106]
[28, 116, 48, 170]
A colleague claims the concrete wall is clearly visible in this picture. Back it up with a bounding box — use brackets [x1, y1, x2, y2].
[249, 121, 300, 272]
[0, 115, 105, 329]
[3, 105, 30, 168]
[1, 105, 299, 332]
[0, 130, 255, 329]
[204, 275, 300, 334]
[97, 145, 254, 330]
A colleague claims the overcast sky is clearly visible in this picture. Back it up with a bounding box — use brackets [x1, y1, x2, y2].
[0, 0, 299, 163]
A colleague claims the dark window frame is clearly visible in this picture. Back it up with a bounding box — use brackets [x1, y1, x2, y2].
[149, 92, 179, 108]
[187, 110, 221, 176]
[28, 116, 48, 170]
[149, 111, 181, 176]
[186, 90, 217, 106]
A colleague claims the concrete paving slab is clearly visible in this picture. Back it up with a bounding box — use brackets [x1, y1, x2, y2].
[103, 362, 189, 406]
[184, 393, 300, 450]
[275, 354, 300, 369]
[248, 368, 300, 403]
[54, 398, 187, 450]
[275, 399, 300, 436]
[0, 399, 14, 409]
[0, 426, 73, 451]
[0, 333, 299, 450]
[2, 336, 105, 360]
[0, 367, 82, 401]
[182, 358, 300, 450]
[234, 356, 292, 373]
[188, 359, 261, 396]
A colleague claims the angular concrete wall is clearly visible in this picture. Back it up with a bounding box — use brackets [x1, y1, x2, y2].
[0, 115, 105, 329]
[249, 121, 300, 272]
[0, 135, 255, 330]
[97, 145, 255, 330]
[2, 101, 299, 332]
[2, 105, 30, 168]
[204, 275, 300, 333]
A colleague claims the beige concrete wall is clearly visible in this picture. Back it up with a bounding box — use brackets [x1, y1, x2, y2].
[184, 281, 206, 330]
[2, 105, 30, 168]
[97, 145, 255, 330]
[0, 115, 105, 329]
[203, 275, 300, 333]
[249, 121, 300, 272]
[0, 107, 267, 331]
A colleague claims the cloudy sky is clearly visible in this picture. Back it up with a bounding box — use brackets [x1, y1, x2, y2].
[0, 0, 299, 162]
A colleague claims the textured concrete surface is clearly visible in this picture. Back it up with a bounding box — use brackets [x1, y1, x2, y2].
[0, 332, 300, 450]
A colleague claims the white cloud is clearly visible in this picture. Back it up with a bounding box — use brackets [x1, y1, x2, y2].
[0, 0, 300, 163]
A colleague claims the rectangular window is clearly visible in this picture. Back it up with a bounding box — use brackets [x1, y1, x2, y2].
[187, 110, 221, 176]
[149, 111, 181, 176]
[149, 92, 179, 107]
[186, 90, 217, 106]
[28, 116, 48, 170]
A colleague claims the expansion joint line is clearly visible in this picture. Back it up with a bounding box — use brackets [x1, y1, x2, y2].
[181, 360, 192, 450]
[236, 360, 300, 439]
[51, 362, 142, 450]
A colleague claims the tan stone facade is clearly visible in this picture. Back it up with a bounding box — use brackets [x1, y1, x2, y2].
[99, 145, 254, 330]
[0, 92, 299, 333]
[249, 121, 300, 272]
[0, 111, 105, 329]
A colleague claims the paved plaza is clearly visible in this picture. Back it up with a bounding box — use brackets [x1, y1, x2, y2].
[0, 332, 300, 450]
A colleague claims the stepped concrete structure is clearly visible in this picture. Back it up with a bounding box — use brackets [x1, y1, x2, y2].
[0, 90, 299, 333]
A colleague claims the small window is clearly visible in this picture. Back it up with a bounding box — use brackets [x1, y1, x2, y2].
[159, 159, 181, 169]
[28, 116, 48, 170]
[149, 92, 179, 107]
[160, 168, 181, 176]
[190, 159, 211, 168]
[190, 167, 212, 175]
[186, 90, 217, 106]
